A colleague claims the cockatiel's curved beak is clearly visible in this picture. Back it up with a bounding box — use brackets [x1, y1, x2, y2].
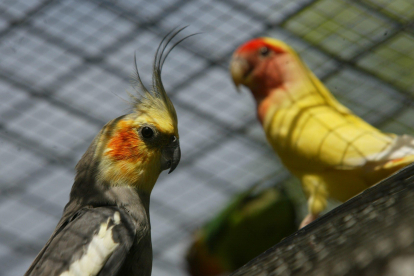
[161, 139, 181, 174]
[229, 54, 251, 93]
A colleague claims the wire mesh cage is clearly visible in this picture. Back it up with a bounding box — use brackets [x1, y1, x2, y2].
[0, 0, 414, 275]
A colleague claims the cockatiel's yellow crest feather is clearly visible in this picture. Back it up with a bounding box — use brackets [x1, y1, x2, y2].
[129, 30, 184, 136]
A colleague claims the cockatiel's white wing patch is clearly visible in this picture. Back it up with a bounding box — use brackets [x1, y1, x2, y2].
[25, 207, 136, 276]
[60, 212, 121, 276]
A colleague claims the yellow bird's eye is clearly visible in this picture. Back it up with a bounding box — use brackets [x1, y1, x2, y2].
[170, 135, 177, 143]
[259, 46, 270, 57]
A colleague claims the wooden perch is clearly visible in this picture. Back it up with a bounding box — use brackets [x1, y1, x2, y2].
[231, 163, 414, 276]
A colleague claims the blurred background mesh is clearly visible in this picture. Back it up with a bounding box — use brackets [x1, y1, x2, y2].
[0, 0, 414, 275]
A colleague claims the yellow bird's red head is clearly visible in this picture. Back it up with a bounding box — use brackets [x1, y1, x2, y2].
[230, 37, 338, 123]
[230, 38, 299, 99]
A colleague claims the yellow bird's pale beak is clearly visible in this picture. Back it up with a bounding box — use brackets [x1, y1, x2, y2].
[229, 55, 251, 93]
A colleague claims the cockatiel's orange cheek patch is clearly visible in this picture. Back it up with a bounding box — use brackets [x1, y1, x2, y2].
[105, 126, 147, 163]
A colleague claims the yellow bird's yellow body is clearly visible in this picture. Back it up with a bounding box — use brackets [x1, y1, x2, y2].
[231, 38, 414, 226]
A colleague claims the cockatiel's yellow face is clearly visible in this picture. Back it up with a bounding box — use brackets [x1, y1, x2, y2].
[89, 31, 183, 193]
[97, 106, 179, 192]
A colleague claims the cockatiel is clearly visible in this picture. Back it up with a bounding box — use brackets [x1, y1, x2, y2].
[230, 38, 414, 228]
[186, 185, 297, 276]
[24, 29, 186, 276]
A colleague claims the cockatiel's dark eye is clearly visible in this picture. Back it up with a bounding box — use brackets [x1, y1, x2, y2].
[259, 46, 270, 56]
[141, 127, 154, 139]
[170, 135, 177, 143]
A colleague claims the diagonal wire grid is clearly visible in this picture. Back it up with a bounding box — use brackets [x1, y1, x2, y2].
[0, 0, 414, 275]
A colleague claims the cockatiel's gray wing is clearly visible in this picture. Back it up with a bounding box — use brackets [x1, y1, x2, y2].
[25, 206, 137, 276]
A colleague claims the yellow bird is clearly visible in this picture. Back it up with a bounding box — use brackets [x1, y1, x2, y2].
[230, 38, 414, 227]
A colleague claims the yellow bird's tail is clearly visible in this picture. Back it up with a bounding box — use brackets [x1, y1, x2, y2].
[367, 134, 414, 183]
